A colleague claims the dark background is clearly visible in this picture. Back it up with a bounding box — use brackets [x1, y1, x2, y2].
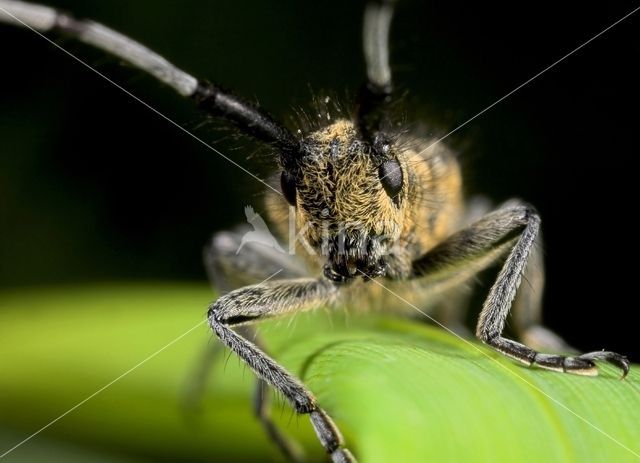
[1, 1, 639, 359]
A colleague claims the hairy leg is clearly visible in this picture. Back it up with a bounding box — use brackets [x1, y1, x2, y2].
[184, 229, 311, 460]
[510, 233, 575, 352]
[410, 201, 629, 377]
[208, 278, 354, 462]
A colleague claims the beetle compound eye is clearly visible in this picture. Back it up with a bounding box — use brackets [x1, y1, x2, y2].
[378, 159, 403, 201]
[280, 171, 297, 206]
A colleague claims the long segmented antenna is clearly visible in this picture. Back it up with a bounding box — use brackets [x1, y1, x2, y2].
[0, 0, 301, 164]
[363, 0, 394, 93]
[357, 0, 396, 146]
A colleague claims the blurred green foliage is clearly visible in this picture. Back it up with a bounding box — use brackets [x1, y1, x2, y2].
[1, 285, 638, 462]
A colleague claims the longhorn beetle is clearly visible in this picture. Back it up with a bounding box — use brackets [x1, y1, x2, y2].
[0, 1, 630, 462]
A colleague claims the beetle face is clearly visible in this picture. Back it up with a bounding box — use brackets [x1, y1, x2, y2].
[286, 120, 406, 281]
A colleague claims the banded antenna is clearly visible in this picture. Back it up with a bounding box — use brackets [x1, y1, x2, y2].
[357, 0, 396, 147]
[0, 0, 301, 166]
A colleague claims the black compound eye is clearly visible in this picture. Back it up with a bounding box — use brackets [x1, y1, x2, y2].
[378, 159, 403, 202]
[280, 171, 297, 206]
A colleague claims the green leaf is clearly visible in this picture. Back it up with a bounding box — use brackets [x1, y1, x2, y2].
[0, 284, 638, 462]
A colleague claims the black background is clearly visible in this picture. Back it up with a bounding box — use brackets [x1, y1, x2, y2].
[1, 1, 639, 359]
